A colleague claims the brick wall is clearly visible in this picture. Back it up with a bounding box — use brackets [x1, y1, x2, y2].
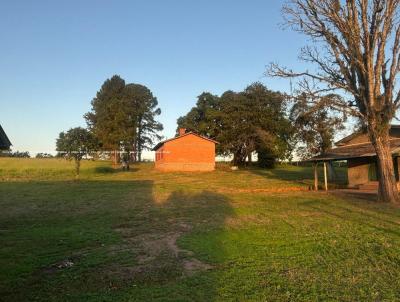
[154, 134, 215, 172]
[155, 162, 215, 172]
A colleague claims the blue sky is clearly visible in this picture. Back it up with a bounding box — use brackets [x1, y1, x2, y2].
[0, 0, 306, 153]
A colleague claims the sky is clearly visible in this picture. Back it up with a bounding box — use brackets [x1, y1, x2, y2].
[0, 0, 308, 155]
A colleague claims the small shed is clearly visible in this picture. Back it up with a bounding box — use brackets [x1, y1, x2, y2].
[152, 128, 218, 172]
[308, 125, 400, 191]
[0, 125, 12, 150]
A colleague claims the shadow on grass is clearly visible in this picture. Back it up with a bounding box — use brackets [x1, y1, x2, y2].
[0, 179, 234, 302]
[248, 165, 348, 188]
[93, 165, 139, 174]
[248, 166, 313, 187]
[330, 190, 377, 202]
[300, 198, 400, 237]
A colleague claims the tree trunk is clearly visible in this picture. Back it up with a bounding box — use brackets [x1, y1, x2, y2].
[123, 151, 130, 171]
[138, 147, 142, 162]
[132, 141, 137, 163]
[137, 121, 142, 162]
[370, 129, 399, 203]
[74, 158, 80, 179]
[232, 153, 241, 166]
[232, 154, 239, 166]
[112, 150, 120, 167]
[232, 149, 246, 166]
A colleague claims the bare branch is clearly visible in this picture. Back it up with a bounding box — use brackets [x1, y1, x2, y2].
[269, 0, 400, 125]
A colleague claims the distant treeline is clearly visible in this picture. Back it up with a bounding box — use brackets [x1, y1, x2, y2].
[0, 151, 30, 158]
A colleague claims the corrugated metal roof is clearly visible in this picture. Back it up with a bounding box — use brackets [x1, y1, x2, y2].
[308, 138, 400, 162]
[0, 124, 11, 150]
[307, 125, 400, 162]
[152, 132, 218, 151]
[335, 125, 400, 146]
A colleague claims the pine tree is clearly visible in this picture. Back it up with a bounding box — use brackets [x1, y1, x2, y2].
[85, 76, 163, 163]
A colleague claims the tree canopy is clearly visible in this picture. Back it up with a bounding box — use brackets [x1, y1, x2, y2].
[125, 83, 163, 162]
[178, 83, 293, 166]
[177, 92, 220, 139]
[85, 75, 163, 161]
[84, 75, 129, 150]
[290, 93, 346, 160]
[56, 127, 98, 177]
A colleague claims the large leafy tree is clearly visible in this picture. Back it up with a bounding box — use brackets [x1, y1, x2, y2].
[56, 127, 98, 177]
[85, 75, 163, 162]
[178, 83, 293, 166]
[290, 93, 346, 160]
[243, 83, 294, 166]
[218, 84, 293, 166]
[177, 92, 220, 138]
[217, 90, 256, 165]
[269, 0, 400, 203]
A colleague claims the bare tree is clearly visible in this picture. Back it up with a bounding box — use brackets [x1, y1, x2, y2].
[269, 0, 400, 203]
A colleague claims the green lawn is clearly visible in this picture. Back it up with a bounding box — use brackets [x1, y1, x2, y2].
[1, 158, 399, 301]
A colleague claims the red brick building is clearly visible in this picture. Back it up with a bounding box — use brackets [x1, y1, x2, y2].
[152, 129, 218, 171]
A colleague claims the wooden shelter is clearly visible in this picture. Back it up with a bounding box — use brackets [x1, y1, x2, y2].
[308, 125, 400, 191]
[0, 124, 11, 150]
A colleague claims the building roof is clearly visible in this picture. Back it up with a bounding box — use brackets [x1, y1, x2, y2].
[309, 138, 400, 161]
[152, 132, 218, 151]
[0, 124, 11, 150]
[308, 125, 400, 162]
[335, 125, 400, 146]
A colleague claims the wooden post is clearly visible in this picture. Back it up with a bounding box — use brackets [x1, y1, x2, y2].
[329, 161, 337, 182]
[324, 161, 328, 191]
[112, 150, 116, 168]
[314, 162, 319, 191]
[112, 150, 120, 168]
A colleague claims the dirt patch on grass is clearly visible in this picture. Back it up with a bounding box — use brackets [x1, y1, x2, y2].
[40, 256, 79, 276]
[183, 258, 213, 275]
[114, 222, 213, 282]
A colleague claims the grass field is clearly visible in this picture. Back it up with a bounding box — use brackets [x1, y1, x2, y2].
[1, 158, 400, 301]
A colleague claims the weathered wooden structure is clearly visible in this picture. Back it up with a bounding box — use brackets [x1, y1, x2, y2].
[0, 125, 12, 150]
[309, 125, 400, 191]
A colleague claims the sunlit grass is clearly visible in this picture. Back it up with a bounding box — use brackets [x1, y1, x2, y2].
[1, 158, 399, 301]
